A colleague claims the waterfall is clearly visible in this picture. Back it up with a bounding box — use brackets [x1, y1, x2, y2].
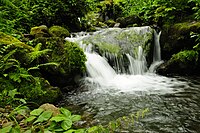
[149, 30, 163, 73]
[126, 46, 147, 75]
[66, 27, 163, 86]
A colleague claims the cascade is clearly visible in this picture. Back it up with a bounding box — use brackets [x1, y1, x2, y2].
[66, 27, 163, 87]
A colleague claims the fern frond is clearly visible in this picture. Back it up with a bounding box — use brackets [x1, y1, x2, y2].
[27, 49, 52, 63]
[27, 62, 59, 71]
[0, 0, 18, 9]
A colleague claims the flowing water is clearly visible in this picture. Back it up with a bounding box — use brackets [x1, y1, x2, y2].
[63, 28, 200, 133]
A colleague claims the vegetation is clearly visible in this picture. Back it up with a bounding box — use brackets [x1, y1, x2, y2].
[0, 0, 200, 132]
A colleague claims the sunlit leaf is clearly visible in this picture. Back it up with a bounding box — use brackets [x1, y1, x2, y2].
[61, 120, 72, 130]
[60, 107, 71, 117]
[30, 108, 44, 116]
[50, 114, 68, 122]
[33, 111, 53, 124]
[26, 116, 36, 122]
[71, 115, 81, 122]
[0, 125, 12, 133]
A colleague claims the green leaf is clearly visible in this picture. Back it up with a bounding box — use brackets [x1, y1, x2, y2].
[74, 129, 86, 133]
[61, 120, 72, 130]
[11, 127, 21, 133]
[44, 129, 52, 133]
[50, 114, 68, 122]
[87, 126, 99, 132]
[30, 108, 44, 116]
[63, 129, 76, 133]
[24, 129, 32, 133]
[0, 125, 12, 133]
[33, 111, 53, 124]
[60, 107, 71, 118]
[71, 115, 81, 122]
[53, 128, 64, 132]
[26, 116, 36, 122]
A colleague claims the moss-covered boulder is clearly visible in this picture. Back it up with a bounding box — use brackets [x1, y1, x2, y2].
[0, 32, 62, 105]
[33, 37, 86, 87]
[30, 25, 50, 38]
[49, 26, 70, 38]
[157, 50, 200, 75]
[160, 22, 200, 60]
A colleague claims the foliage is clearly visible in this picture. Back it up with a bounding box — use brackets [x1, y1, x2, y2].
[85, 108, 149, 133]
[0, 33, 61, 105]
[189, 0, 200, 20]
[171, 50, 199, 64]
[0, 105, 149, 133]
[0, 105, 84, 133]
[0, 0, 93, 33]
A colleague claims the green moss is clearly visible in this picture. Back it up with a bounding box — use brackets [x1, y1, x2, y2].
[30, 25, 49, 38]
[49, 26, 70, 38]
[33, 37, 86, 77]
[95, 42, 121, 54]
[0, 32, 20, 45]
[174, 22, 200, 33]
[171, 50, 198, 64]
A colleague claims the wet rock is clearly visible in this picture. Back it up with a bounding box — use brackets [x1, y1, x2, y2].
[39, 103, 60, 116]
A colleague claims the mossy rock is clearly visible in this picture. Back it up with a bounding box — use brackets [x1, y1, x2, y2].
[30, 25, 50, 38]
[160, 21, 200, 60]
[18, 77, 62, 104]
[32, 37, 86, 87]
[49, 26, 70, 38]
[157, 50, 200, 75]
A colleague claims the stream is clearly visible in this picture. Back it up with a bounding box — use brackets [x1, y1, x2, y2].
[62, 27, 200, 133]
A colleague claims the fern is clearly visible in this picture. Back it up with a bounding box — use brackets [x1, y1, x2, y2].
[0, 0, 17, 9]
[27, 43, 52, 63]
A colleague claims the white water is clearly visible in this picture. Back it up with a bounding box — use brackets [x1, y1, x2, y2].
[66, 28, 186, 94]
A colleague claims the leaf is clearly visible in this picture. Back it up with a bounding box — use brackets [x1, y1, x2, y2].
[71, 115, 81, 122]
[30, 108, 44, 116]
[50, 114, 68, 122]
[60, 107, 71, 118]
[63, 129, 76, 133]
[61, 120, 72, 130]
[74, 129, 86, 133]
[11, 127, 21, 133]
[87, 126, 99, 132]
[24, 129, 32, 133]
[26, 116, 36, 122]
[0, 125, 12, 133]
[33, 111, 53, 124]
[53, 128, 64, 132]
[44, 129, 53, 133]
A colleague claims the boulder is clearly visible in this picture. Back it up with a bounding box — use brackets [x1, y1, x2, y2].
[39, 103, 60, 116]
[160, 22, 200, 60]
[157, 50, 200, 75]
[32, 37, 86, 87]
[30, 25, 50, 38]
[49, 26, 70, 38]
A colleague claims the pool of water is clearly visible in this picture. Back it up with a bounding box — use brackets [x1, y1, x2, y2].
[60, 75, 200, 133]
